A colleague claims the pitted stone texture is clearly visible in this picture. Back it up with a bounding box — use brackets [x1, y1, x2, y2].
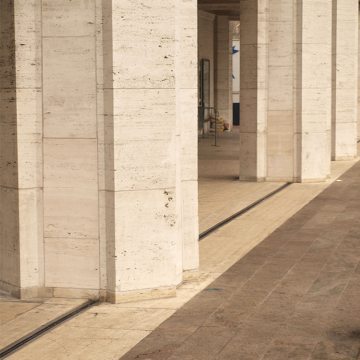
[112, 188, 179, 292]
[111, 0, 176, 89]
[103, 0, 197, 296]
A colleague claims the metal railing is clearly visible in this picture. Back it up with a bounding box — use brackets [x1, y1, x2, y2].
[199, 106, 220, 147]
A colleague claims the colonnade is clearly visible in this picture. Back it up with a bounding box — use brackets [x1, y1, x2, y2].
[0, 0, 359, 301]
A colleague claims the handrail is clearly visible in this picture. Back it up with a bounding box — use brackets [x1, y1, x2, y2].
[201, 106, 220, 146]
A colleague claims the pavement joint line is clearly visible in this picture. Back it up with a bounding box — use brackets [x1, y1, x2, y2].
[199, 182, 292, 240]
[0, 300, 97, 359]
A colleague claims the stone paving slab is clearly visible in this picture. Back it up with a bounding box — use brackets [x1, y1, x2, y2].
[121, 162, 360, 360]
[0, 297, 87, 350]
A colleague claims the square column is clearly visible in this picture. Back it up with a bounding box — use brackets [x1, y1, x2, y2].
[332, 0, 359, 160]
[239, 0, 268, 181]
[215, 16, 233, 127]
[103, 1, 185, 302]
[0, 0, 43, 298]
[295, 0, 332, 181]
[245, 0, 333, 182]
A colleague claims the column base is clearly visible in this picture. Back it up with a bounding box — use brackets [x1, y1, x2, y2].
[0, 281, 104, 301]
[0, 281, 52, 300]
[183, 269, 200, 282]
[49, 287, 100, 300]
[332, 155, 358, 161]
[265, 177, 295, 183]
[0, 280, 21, 298]
[106, 286, 177, 304]
[298, 177, 328, 183]
[238, 176, 266, 182]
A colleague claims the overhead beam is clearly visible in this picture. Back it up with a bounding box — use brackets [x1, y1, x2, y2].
[198, 0, 240, 17]
[198, 0, 239, 3]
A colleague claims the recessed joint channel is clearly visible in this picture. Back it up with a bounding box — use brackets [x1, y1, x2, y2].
[199, 182, 292, 241]
[0, 300, 97, 359]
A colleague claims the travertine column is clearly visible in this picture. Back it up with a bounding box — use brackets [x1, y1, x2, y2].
[295, 0, 332, 181]
[215, 16, 233, 127]
[104, 1, 183, 302]
[42, 0, 100, 298]
[176, 0, 199, 273]
[0, 0, 43, 298]
[332, 0, 358, 160]
[267, 0, 295, 181]
[239, 0, 268, 181]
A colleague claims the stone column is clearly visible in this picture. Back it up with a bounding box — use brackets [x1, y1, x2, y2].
[332, 0, 358, 160]
[42, 0, 100, 298]
[104, 1, 184, 303]
[239, 0, 268, 181]
[0, 0, 43, 298]
[175, 0, 199, 274]
[215, 16, 233, 128]
[267, 0, 295, 182]
[295, 0, 332, 181]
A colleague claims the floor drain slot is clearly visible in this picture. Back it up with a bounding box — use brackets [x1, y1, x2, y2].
[199, 182, 292, 240]
[0, 300, 97, 359]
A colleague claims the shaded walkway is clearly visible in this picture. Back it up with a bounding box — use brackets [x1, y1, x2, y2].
[198, 126, 286, 234]
[122, 162, 360, 360]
